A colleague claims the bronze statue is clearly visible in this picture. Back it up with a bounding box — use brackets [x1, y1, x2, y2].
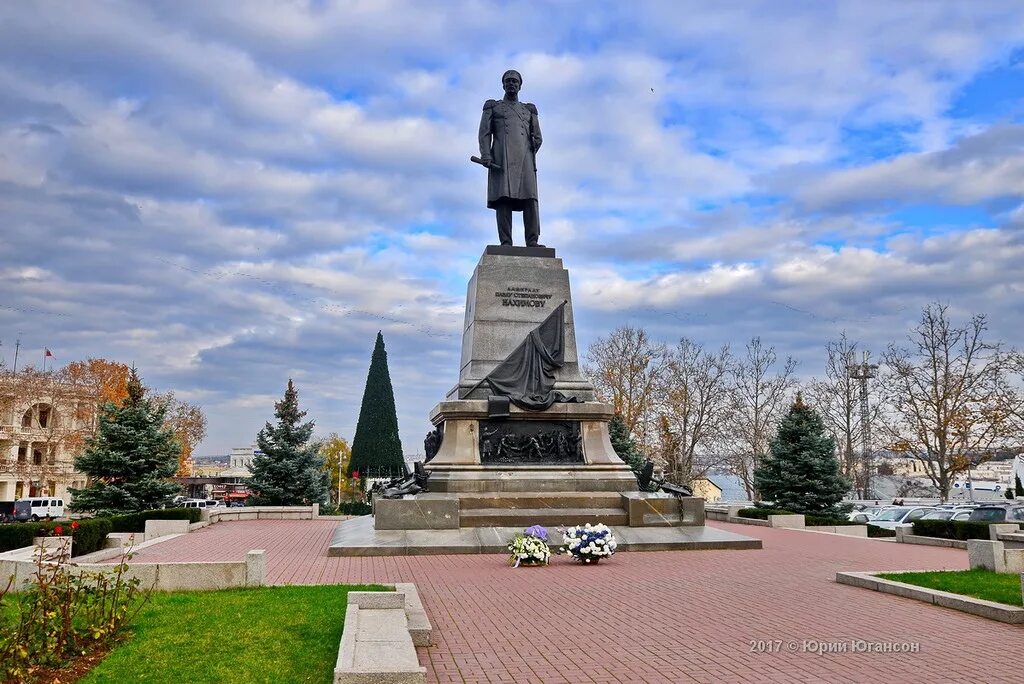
[473, 70, 543, 247]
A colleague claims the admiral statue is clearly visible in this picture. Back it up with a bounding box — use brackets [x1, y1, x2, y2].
[473, 70, 543, 247]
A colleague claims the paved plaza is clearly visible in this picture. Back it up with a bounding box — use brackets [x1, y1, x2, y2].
[126, 520, 1021, 683]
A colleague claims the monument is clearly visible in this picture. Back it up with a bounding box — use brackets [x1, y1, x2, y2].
[328, 71, 761, 555]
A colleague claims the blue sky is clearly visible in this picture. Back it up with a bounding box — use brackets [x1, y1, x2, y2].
[1, 1, 1022, 456]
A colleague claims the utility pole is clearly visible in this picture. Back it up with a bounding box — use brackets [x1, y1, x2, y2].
[848, 353, 878, 500]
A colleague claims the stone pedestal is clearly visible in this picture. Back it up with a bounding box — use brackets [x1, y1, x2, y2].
[448, 246, 594, 401]
[375, 246, 642, 532]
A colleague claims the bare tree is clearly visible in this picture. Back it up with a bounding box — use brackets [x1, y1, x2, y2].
[585, 326, 667, 449]
[726, 337, 797, 500]
[655, 339, 733, 485]
[805, 333, 879, 498]
[879, 303, 1019, 501]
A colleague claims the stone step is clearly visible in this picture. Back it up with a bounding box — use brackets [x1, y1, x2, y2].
[457, 492, 624, 510]
[459, 507, 629, 528]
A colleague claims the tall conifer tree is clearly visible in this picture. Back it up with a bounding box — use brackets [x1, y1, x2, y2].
[348, 332, 405, 478]
[248, 379, 328, 505]
[71, 368, 181, 515]
[754, 394, 850, 514]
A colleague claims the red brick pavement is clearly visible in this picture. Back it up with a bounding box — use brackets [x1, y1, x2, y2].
[123, 520, 1021, 683]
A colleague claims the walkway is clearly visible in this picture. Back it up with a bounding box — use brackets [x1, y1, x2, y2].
[126, 520, 1021, 683]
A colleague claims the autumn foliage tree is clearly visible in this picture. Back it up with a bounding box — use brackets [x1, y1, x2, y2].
[320, 433, 360, 504]
[63, 358, 131, 407]
[151, 391, 207, 476]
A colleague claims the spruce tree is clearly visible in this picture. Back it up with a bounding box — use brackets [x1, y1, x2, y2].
[248, 379, 328, 506]
[70, 368, 181, 515]
[753, 394, 850, 514]
[348, 332, 405, 478]
[1015, 474, 1024, 499]
[609, 414, 645, 478]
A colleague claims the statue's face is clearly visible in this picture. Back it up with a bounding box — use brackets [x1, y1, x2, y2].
[503, 75, 521, 96]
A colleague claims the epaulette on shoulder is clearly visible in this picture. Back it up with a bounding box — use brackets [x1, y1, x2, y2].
[483, 99, 498, 110]
[525, 102, 538, 114]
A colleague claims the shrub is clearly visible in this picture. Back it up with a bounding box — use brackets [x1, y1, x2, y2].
[911, 519, 1006, 541]
[107, 507, 201, 533]
[48, 519, 111, 557]
[337, 501, 372, 516]
[738, 508, 858, 526]
[320, 502, 363, 517]
[0, 523, 40, 553]
[0, 519, 111, 557]
[803, 514, 859, 527]
[737, 507, 795, 520]
[0, 541, 147, 683]
[867, 525, 896, 538]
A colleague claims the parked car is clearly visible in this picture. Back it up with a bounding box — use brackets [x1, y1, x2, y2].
[182, 499, 212, 509]
[848, 505, 895, 523]
[919, 509, 973, 522]
[967, 505, 1024, 523]
[13, 497, 65, 522]
[866, 506, 935, 529]
[0, 501, 16, 522]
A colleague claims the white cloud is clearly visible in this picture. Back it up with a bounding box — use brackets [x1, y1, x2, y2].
[1, 1, 1023, 455]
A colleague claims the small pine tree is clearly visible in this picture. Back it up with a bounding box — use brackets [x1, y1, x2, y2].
[70, 368, 181, 515]
[754, 394, 850, 514]
[609, 414, 645, 476]
[248, 379, 329, 506]
[348, 332, 405, 478]
[1015, 474, 1024, 499]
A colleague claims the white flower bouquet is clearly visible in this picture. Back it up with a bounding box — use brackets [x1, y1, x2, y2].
[506, 525, 551, 567]
[562, 523, 617, 564]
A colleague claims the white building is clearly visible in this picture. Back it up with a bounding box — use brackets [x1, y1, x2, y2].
[0, 376, 94, 501]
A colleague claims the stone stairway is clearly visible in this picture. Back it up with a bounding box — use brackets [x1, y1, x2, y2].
[456, 491, 679, 528]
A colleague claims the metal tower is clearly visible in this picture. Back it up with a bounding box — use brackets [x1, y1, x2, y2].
[848, 353, 878, 499]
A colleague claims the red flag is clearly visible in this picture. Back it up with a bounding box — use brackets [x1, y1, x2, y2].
[44, 348, 53, 358]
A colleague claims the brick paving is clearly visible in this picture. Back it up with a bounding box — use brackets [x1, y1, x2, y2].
[125, 520, 1021, 683]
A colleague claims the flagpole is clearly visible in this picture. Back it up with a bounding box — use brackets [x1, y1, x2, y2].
[42, 350, 47, 373]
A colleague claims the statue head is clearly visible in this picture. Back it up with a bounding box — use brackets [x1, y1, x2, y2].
[502, 69, 522, 97]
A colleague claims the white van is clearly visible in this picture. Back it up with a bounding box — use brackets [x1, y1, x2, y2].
[14, 498, 65, 521]
[183, 499, 214, 509]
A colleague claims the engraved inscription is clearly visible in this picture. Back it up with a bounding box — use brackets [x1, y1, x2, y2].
[493, 285, 553, 308]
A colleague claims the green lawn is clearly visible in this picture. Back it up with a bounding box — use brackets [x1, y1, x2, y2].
[81, 584, 388, 684]
[877, 569, 1023, 607]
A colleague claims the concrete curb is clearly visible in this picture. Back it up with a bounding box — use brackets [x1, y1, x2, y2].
[335, 584, 429, 683]
[835, 571, 1024, 624]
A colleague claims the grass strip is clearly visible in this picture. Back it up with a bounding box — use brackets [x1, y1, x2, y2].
[80, 584, 388, 684]
[876, 569, 1022, 607]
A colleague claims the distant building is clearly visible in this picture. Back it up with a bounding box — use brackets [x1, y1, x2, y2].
[176, 444, 259, 501]
[0, 375, 95, 502]
[222, 445, 257, 478]
[691, 477, 723, 503]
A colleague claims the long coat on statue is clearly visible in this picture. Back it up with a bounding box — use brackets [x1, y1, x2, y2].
[478, 98, 542, 210]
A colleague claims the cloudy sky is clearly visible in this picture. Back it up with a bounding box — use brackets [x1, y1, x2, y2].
[2, 1, 1022, 456]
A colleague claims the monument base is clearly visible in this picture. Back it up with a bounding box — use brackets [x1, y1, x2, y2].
[329, 516, 763, 556]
